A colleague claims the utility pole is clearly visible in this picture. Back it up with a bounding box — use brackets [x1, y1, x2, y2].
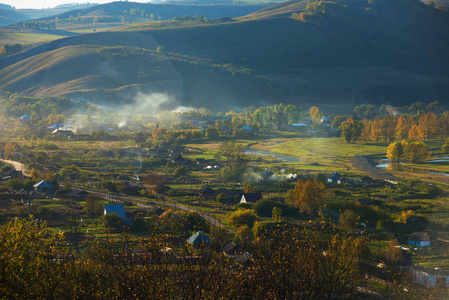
[28, 193, 32, 214]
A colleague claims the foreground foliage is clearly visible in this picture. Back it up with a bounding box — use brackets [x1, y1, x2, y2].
[0, 217, 369, 299]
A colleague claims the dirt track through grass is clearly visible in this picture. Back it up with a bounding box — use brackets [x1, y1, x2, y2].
[350, 156, 397, 181]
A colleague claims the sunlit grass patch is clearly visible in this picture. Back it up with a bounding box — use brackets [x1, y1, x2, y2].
[4, 32, 68, 43]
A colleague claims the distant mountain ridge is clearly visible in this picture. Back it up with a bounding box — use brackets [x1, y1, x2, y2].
[0, 0, 448, 111]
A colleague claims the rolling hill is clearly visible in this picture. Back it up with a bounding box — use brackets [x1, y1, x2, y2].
[1, 0, 449, 111]
[0, 8, 29, 27]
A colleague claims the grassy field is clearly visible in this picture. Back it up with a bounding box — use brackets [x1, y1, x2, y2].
[3, 32, 68, 43]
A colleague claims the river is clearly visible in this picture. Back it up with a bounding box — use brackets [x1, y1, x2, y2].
[375, 156, 449, 177]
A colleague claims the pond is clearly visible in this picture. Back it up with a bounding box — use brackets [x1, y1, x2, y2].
[376, 156, 449, 177]
[244, 147, 302, 163]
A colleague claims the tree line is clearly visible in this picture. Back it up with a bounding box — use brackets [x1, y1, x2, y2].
[22, 20, 56, 30]
[340, 111, 449, 143]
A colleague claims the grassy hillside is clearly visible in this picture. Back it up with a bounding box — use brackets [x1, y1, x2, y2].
[0, 0, 448, 110]
[36, 1, 273, 24]
[0, 1, 271, 45]
[0, 45, 271, 108]
[0, 9, 29, 27]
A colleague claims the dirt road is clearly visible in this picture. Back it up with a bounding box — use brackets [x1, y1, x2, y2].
[2, 159, 29, 176]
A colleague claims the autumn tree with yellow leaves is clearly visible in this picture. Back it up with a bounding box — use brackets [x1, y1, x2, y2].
[286, 179, 326, 215]
[395, 114, 416, 139]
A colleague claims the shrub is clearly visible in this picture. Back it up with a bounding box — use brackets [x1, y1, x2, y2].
[253, 199, 292, 218]
[227, 209, 258, 228]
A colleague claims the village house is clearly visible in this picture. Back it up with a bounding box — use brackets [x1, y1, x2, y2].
[104, 204, 131, 224]
[52, 128, 75, 139]
[240, 192, 262, 203]
[47, 124, 64, 131]
[319, 117, 332, 125]
[406, 215, 429, 228]
[327, 172, 343, 183]
[290, 123, 308, 132]
[199, 186, 215, 198]
[187, 231, 211, 247]
[19, 114, 32, 124]
[33, 180, 54, 194]
[408, 232, 431, 247]
[170, 153, 187, 165]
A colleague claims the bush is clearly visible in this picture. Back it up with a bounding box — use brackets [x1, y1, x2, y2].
[103, 213, 124, 233]
[253, 199, 297, 218]
[227, 209, 258, 228]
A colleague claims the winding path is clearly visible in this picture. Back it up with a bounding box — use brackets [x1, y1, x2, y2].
[1, 159, 29, 176]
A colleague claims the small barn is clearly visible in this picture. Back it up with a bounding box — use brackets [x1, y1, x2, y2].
[406, 215, 428, 228]
[199, 186, 215, 198]
[33, 180, 54, 194]
[223, 242, 237, 256]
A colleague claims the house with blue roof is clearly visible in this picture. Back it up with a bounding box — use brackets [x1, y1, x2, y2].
[319, 117, 331, 124]
[48, 124, 64, 130]
[33, 180, 54, 194]
[19, 114, 32, 124]
[187, 231, 211, 246]
[104, 204, 130, 223]
[19, 114, 31, 120]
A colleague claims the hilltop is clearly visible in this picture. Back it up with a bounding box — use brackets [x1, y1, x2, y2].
[0, 0, 448, 111]
[0, 1, 271, 44]
[0, 8, 29, 27]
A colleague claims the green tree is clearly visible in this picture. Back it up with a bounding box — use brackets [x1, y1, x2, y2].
[253, 106, 272, 129]
[340, 118, 363, 143]
[205, 126, 219, 139]
[84, 194, 103, 217]
[103, 213, 124, 232]
[218, 141, 246, 181]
